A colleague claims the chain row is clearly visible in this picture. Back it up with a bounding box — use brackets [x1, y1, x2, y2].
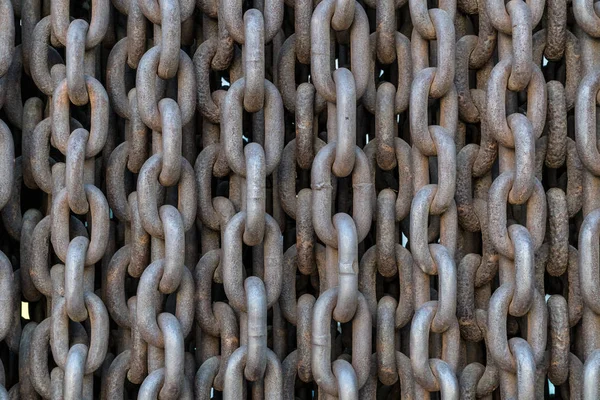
[0, 0, 596, 398]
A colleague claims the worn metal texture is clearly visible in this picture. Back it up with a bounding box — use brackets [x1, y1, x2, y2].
[0, 0, 597, 398]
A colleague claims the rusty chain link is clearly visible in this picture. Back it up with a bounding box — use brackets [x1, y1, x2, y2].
[0, 0, 596, 398]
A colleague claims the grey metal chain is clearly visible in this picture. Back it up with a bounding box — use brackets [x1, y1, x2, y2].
[0, 0, 596, 398]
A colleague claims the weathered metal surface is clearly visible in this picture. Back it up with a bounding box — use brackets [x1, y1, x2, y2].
[0, 0, 597, 398]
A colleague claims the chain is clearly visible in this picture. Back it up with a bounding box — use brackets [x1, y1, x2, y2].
[0, 0, 596, 398]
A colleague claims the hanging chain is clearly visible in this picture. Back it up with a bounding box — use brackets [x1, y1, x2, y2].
[0, 0, 598, 397]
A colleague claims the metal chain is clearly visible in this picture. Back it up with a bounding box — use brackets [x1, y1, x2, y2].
[0, 0, 597, 397]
